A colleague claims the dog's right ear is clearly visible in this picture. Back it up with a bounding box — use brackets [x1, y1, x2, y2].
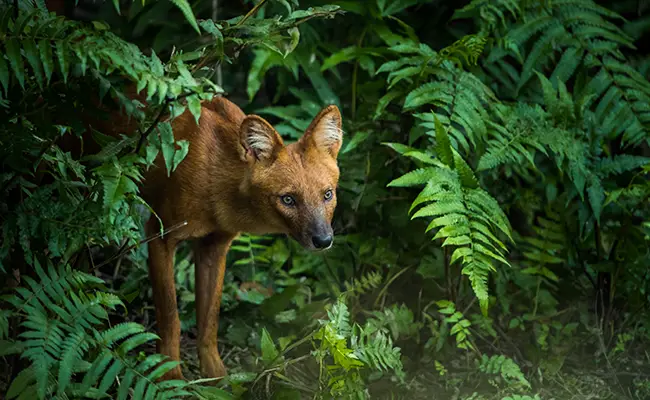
[240, 116, 285, 162]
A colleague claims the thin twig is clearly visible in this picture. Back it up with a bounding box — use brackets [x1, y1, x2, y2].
[234, 0, 270, 28]
[212, 0, 223, 87]
[373, 266, 411, 308]
[134, 90, 199, 154]
[92, 220, 188, 271]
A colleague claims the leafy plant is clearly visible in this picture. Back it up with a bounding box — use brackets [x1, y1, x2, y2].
[387, 117, 513, 314]
[1, 259, 197, 399]
[477, 354, 530, 389]
[310, 297, 405, 399]
[3, 0, 650, 398]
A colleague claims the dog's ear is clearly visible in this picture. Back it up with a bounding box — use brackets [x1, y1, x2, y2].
[240, 115, 285, 162]
[299, 105, 343, 158]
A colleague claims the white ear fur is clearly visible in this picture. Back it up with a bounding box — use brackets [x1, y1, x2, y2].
[305, 105, 343, 157]
[240, 116, 284, 161]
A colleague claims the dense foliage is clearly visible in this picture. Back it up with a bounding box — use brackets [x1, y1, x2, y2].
[1, 0, 649, 399]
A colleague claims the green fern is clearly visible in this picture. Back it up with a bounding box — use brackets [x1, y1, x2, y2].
[477, 103, 549, 172]
[0, 6, 219, 120]
[229, 234, 274, 268]
[520, 208, 567, 282]
[460, 0, 650, 146]
[477, 354, 531, 389]
[387, 117, 513, 314]
[310, 297, 405, 399]
[3, 259, 197, 399]
[343, 270, 384, 296]
[351, 326, 404, 379]
[478, 72, 649, 225]
[453, 0, 522, 35]
[376, 38, 496, 152]
[436, 300, 474, 350]
[366, 303, 421, 341]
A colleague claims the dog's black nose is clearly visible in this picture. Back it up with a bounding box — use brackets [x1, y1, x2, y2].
[312, 234, 333, 249]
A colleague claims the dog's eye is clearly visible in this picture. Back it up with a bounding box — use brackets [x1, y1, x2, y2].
[324, 189, 333, 201]
[281, 195, 295, 206]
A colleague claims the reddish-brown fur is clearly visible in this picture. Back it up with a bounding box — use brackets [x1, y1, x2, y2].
[141, 97, 343, 379]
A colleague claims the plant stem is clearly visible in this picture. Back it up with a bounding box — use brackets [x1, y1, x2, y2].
[351, 27, 368, 120]
[234, 0, 270, 28]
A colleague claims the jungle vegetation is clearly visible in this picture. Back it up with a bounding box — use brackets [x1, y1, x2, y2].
[1, 0, 650, 399]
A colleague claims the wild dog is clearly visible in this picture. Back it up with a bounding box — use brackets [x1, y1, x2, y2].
[141, 97, 343, 379]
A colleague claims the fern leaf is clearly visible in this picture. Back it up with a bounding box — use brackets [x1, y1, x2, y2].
[57, 330, 88, 396]
[508, 15, 558, 50]
[388, 167, 438, 188]
[517, 24, 566, 91]
[6, 367, 36, 399]
[550, 46, 584, 84]
[353, 328, 403, 374]
[479, 354, 530, 388]
[415, 201, 466, 220]
[170, 0, 201, 34]
[79, 350, 113, 394]
[587, 176, 604, 222]
[116, 370, 135, 400]
[22, 39, 44, 88]
[98, 359, 124, 393]
[327, 300, 352, 337]
[343, 271, 383, 296]
[117, 332, 159, 355]
[453, 150, 479, 189]
[434, 113, 454, 166]
[5, 38, 25, 89]
[0, 53, 9, 94]
[54, 40, 69, 83]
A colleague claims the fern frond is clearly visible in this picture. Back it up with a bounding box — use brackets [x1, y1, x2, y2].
[376, 37, 495, 153]
[343, 271, 383, 296]
[389, 121, 512, 314]
[0, 5, 221, 119]
[366, 303, 421, 341]
[352, 326, 404, 378]
[409, 71, 495, 153]
[326, 299, 352, 338]
[452, 0, 522, 34]
[499, 0, 647, 145]
[478, 354, 531, 388]
[5, 259, 196, 399]
[521, 209, 567, 278]
[597, 155, 650, 176]
[588, 57, 650, 145]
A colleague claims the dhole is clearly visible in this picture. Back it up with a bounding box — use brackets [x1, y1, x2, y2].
[140, 97, 343, 379]
[37, 0, 343, 381]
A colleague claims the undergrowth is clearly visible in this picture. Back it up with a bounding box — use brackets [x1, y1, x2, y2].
[2, 0, 650, 399]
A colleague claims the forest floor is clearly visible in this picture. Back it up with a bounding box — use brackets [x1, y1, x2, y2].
[153, 321, 650, 399]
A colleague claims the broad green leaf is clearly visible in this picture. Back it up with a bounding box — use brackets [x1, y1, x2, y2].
[172, 140, 190, 172]
[187, 94, 202, 124]
[260, 328, 280, 365]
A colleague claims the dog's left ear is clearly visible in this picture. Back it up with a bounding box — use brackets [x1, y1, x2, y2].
[299, 105, 343, 159]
